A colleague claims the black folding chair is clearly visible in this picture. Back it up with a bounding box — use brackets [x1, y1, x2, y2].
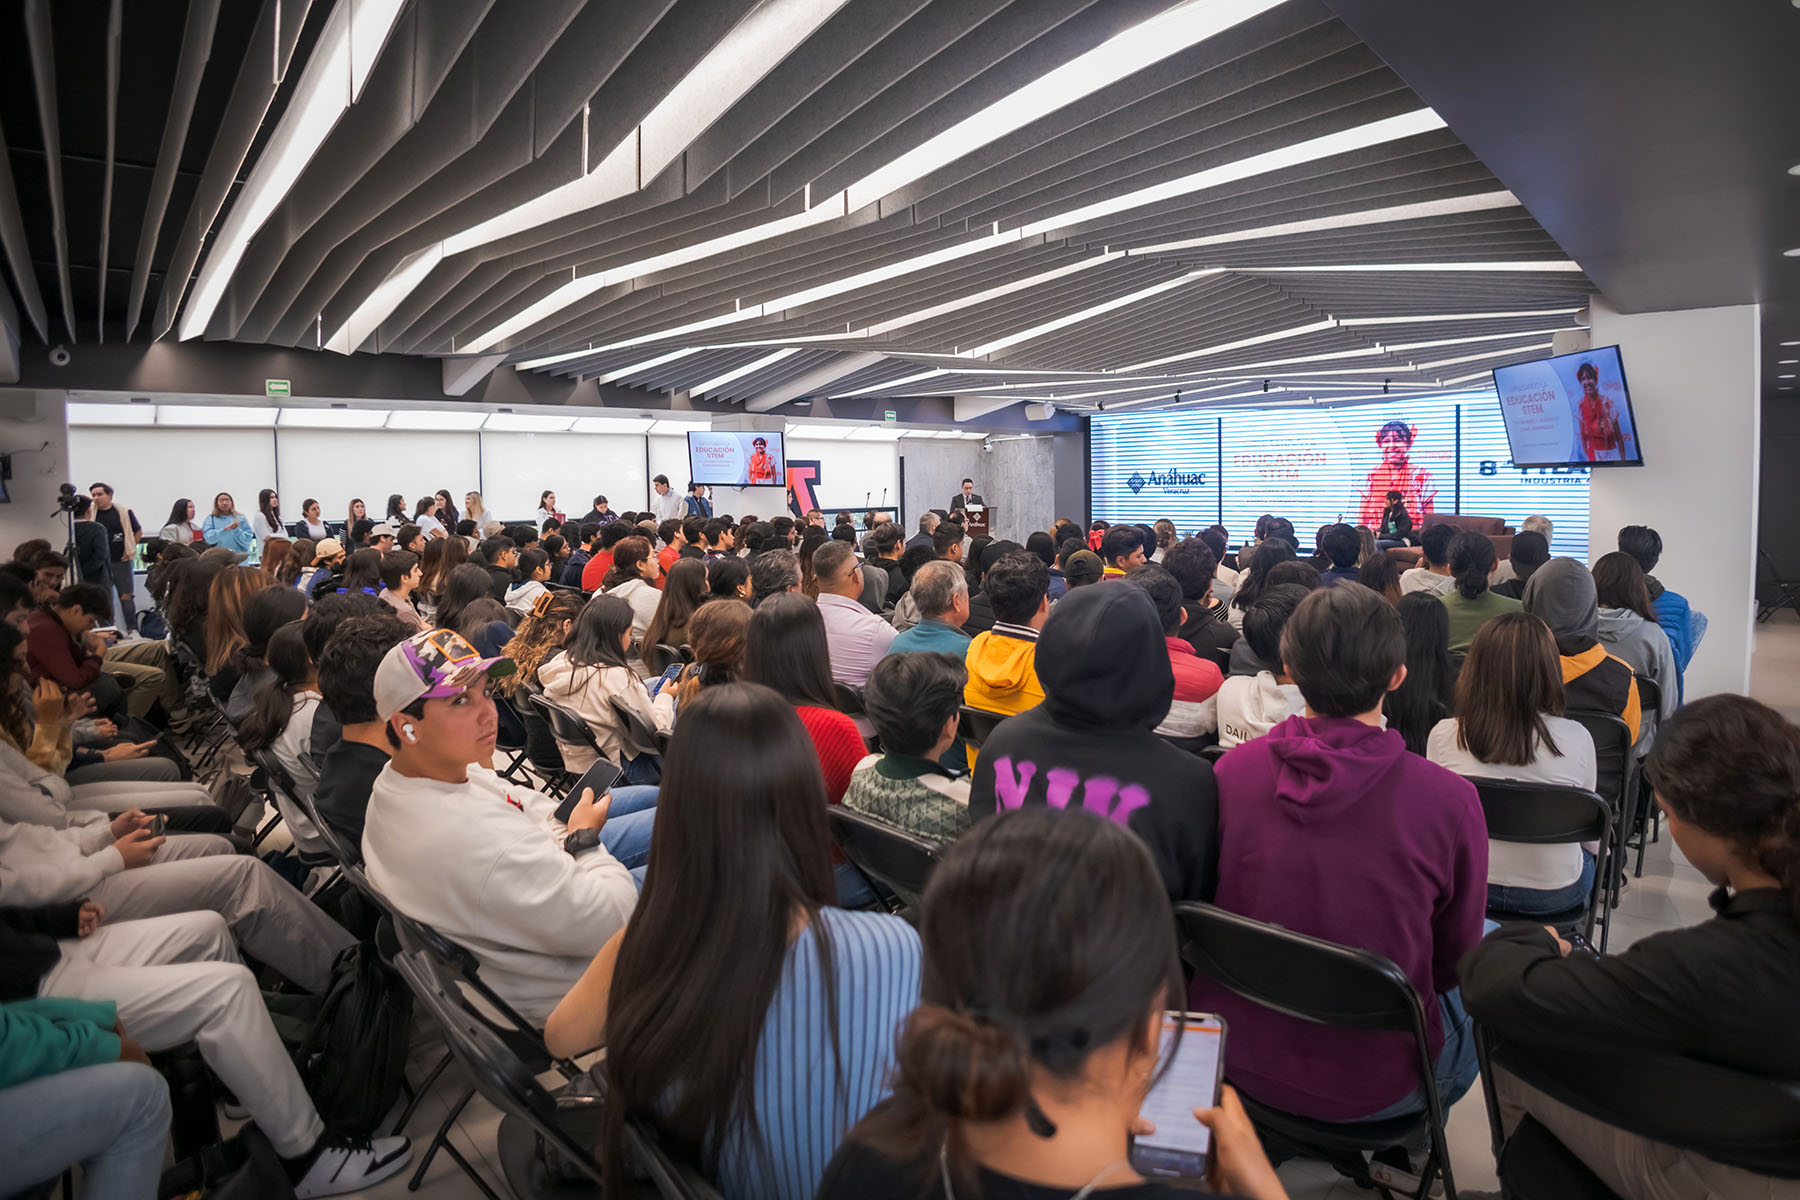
[1757, 548, 1800, 623]
[1465, 778, 1613, 950]
[956, 705, 1006, 750]
[827, 806, 942, 914]
[1477, 1031, 1800, 1193]
[1175, 902, 1458, 1200]
[833, 683, 866, 715]
[1623, 675, 1663, 877]
[517, 687, 576, 796]
[1567, 710, 1635, 907]
[621, 1118, 727, 1200]
[607, 692, 670, 760]
[393, 950, 598, 1200]
[250, 749, 345, 902]
[1200, 743, 1230, 764]
[643, 643, 685, 675]
[491, 693, 532, 783]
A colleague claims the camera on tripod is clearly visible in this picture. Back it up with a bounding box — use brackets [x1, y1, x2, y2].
[56, 482, 81, 514]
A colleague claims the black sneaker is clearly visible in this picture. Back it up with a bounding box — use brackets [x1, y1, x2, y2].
[291, 1134, 412, 1198]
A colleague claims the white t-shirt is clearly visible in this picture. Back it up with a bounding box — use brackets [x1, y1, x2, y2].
[251, 511, 282, 548]
[416, 513, 446, 539]
[1425, 716, 1597, 890]
[1213, 672, 1305, 748]
[1400, 568, 1456, 597]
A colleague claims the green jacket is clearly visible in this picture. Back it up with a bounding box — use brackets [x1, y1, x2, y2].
[0, 997, 120, 1088]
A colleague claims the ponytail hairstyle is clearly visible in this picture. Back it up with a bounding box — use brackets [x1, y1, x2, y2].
[238, 621, 312, 753]
[849, 808, 1182, 1193]
[1447, 531, 1496, 600]
[601, 536, 652, 592]
[1648, 695, 1800, 920]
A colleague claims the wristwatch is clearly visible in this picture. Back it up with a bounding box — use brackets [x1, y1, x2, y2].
[563, 828, 602, 858]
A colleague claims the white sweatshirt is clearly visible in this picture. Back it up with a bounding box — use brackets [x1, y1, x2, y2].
[361, 763, 638, 1024]
[1213, 672, 1306, 748]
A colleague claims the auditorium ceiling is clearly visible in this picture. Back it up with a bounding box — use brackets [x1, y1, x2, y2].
[1, 0, 1629, 416]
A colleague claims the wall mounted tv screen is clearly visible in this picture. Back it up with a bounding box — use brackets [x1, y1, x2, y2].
[1492, 344, 1643, 468]
[686, 430, 786, 487]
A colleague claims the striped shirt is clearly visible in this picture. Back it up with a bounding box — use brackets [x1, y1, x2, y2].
[715, 907, 921, 1200]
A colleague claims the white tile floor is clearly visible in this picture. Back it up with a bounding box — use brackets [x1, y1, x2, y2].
[377, 616, 1800, 1199]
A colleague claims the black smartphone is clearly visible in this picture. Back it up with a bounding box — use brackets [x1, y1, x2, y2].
[1129, 1012, 1227, 1179]
[146, 813, 167, 837]
[646, 663, 683, 698]
[553, 760, 624, 824]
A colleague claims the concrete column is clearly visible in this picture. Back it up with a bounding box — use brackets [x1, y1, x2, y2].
[1585, 298, 1760, 698]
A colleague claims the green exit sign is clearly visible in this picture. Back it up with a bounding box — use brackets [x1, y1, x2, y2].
[265, 379, 291, 397]
[884, 409, 896, 422]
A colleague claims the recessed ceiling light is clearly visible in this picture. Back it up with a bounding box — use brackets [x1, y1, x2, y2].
[1786, 249, 1800, 258]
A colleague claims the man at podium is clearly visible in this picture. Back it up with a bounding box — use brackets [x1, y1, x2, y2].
[950, 478, 985, 512]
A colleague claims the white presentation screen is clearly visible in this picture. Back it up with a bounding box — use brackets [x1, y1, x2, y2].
[1091, 394, 1591, 556]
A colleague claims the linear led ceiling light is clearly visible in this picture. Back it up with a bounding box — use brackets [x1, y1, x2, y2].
[1129, 191, 1521, 254]
[688, 347, 801, 396]
[956, 269, 1223, 359]
[1247, 261, 1584, 273]
[179, 0, 408, 340]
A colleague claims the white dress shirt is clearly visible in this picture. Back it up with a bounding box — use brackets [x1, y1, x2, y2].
[817, 592, 897, 688]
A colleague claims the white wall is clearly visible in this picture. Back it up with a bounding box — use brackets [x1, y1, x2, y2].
[70, 426, 277, 537]
[481, 431, 646, 523]
[786, 438, 898, 516]
[1587, 298, 1760, 698]
[0, 390, 73, 553]
[277, 430, 479, 525]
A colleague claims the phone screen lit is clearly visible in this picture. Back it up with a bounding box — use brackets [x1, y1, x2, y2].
[1130, 1013, 1225, 1177]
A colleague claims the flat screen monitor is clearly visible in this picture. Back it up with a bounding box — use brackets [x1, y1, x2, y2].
[686, 430, 786, 487]
[1492, 344, 1643, 468]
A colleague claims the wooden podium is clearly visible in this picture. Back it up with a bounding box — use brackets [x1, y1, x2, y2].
[964, 505, 993, 539]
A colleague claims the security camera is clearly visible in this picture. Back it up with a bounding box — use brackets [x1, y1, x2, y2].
[48, 346, 71, 367]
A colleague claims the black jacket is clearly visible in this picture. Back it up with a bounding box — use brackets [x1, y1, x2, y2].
[1378, 503, 1414, 540]
[968, 584, 1218, 904]
[72, 520, 110, 584]
[1177, 600, 1237, 672]
[950, 492, 985, 511]
[485, 564, 515, 602]
[0, 902, 79, 1002]
[1461, 888, 1800, 1078]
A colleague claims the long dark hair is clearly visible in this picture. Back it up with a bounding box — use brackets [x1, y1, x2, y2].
[385, 493, 407, 522]
[602, 536, 652, 592]
[165, 498, 194, 527]
[643, 558, 706, 650]
[435, 490, 458, 526]
[1384, 591, 1455, 755]
[848, 808, 1181, 1193]
[1591, 551, 1658, 623]
[566, 594, 635, 671]
[257, 488, 280, 525]
[436, 564, 507, 641]
[743, 593, 838, 710]
[1231, 537, 1297, 612]
[339, 548, 382, 594]
[165, 558, 225, 638]
[0, 623, 34, 747]
[1454, 611, 1565, 766]
[599, 683, 838, 1192]
[239, 622, 312, 753]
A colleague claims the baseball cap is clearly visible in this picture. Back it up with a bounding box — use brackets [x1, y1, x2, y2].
[374, 628, 517, 721]
[1063, 549, 1104, 585]
[369, 522, 398, 539]
[312, 538, 345, 563]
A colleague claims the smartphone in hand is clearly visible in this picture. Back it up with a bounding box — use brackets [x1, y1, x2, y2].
[554, 761, 623, 824]
[1129, 1012, 1227, 1179]
[145, 813, 167, 838]
[646, 663, 683, 698]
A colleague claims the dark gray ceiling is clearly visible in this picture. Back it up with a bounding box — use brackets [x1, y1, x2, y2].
[1, 0, 1602, 415]
[1322, 0, 1800, 402]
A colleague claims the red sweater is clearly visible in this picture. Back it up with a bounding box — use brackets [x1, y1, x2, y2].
[796, 705, 866, 803]
[580, 551, 613, 593]
[25, 609, 101, 691]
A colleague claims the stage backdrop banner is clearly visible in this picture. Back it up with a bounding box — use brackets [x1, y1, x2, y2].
[1091, 393, 1590, 557]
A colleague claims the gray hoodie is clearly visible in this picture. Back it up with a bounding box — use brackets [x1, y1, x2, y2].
[1522, 557, 1600, 654]
[1597, 606, 1679, 751]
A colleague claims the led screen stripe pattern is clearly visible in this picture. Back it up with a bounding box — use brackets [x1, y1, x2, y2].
[1092, 394, 1590, 557]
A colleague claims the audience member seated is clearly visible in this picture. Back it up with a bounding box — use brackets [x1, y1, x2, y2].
[969, 584, 1217, 904]
[7, 904, 411, 1194]
[1385, 592, 1456, 756]
[748, 547, 801, 608]
[1099, 526, 1146, 578]
[1212, 584, 1309, 749]
[478, 536, 517, 600]
[503, 548, 554, 614]
[360, 629, 654, 1024]
[1522, 558, 1642, 745]
[1617, 524, 1703, 702]
[1318, 523, 1362, 586]
[844, 652, 971, 844]
[302, 537, 346, 599]
[668, 599, 750, 707]
[884, 560, 970, 658]
[960, 539, 1016, 635]
[537, 596, 673, 781]
[813, 542, 895, 687]
[553, 683, 919, 1200]
[376, 550, 425, 630]
[1491, 529, 1549, 601]
[1356, 550, 1402, 604]
[1200, 584, 1485, 1125]
[1226, 538, 1296, 631]
[962, 552, 1050, 728]
[1123, 563, 1223, 741]
[312, 615, 413, 853]
[1592, 550, 1680, 753]
[1440, 531, 1520, 658]
[706, 555, 754, 604]
[599, 536, 662, 642]
[817, 807, 1286, 1200]
[1400, 523, 1457, 597]
[1461, 695, 1800, 1199]
[1162, 537, 1236, 671]
[435, 563, 515, 658]
[643, 557, 706, 652]
[226, 585, 308, 724]
[26, 585, 138, 721]
[1426, 612, 1599, 919]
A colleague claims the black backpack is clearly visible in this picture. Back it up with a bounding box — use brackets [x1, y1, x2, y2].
[295, 942, 412, 1136]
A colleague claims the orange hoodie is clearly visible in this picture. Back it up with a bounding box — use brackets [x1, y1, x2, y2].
[964, 628, 1045, 768]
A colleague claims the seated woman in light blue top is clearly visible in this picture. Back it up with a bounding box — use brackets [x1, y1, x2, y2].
[200, 491, 257, 555]
[545, 681, 920, 1200]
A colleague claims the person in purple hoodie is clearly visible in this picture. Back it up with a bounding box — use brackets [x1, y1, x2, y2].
[1195, 583, 1487, 1127]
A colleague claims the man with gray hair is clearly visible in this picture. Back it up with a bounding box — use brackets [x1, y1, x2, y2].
[813, 540, 896, 686]
[748, 548, 800, 607]
[904, 510, 940, 551]
[1495, 514, 1554, 587]
[1520, 514, 1554, 541]
[885, 560, 971, 658]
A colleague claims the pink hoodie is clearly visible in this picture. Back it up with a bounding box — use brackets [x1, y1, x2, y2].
[1193, 713, 1486, 1120]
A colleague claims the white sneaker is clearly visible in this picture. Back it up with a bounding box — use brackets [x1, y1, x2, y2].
[292, 1134, 412, 1198]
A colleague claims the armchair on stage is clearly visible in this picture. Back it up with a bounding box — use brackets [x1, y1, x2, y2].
[1385, 513, 1513, 567]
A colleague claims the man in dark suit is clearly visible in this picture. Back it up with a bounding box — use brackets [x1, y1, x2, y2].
[905, 511, 940, 551]
[950, 478, 984, 511]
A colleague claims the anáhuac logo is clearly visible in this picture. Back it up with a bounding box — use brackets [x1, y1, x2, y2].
[1127, 467, 1206, 496]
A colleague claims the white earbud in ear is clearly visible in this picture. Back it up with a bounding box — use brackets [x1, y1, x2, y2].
[402, 723, 417, 743]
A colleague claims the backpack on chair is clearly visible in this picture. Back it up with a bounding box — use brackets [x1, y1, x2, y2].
[294, 942, 412, 1137]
